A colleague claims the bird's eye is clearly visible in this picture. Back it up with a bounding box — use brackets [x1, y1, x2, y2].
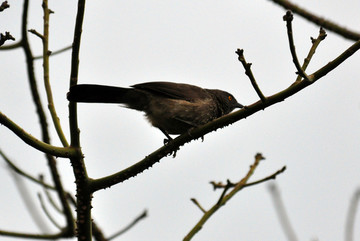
[228, 95, 232, 101]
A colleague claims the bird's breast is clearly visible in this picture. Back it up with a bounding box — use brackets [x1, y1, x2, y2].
[145, 98, 218, 134]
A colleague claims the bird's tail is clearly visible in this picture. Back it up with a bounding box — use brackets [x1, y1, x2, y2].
[67, 84, 147, 110]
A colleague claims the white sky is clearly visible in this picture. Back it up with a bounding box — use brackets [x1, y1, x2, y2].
[0, 0, 359, 240]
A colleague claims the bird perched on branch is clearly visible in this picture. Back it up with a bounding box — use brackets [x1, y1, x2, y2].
[67, 81, 244, 141]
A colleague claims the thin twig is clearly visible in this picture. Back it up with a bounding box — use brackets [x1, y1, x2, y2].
[283, 11, 310, 82]
[190, 198, 207, 213]
[20, 1, 75, 236]
[345, 188, 360, 241]
[0, 229, 66, 239]
[183, 153, 286, 241]
[310, 39, 360, 81]
[39, 175, 63, 213]
[268, 183, 298, 241]
[0, 149, 55, 190]
[268, 0, 360, 41]
[216, 179, 232, 205]
[34, 45, 72, 59]
[41, 0, 69, 147]
[0, 112, 75, 158]
[7, 162, 53, 233]
[108, 210, 148, 240]
[210, 166, 287, 190]
[28, 29, 44, 40]
[242, 166, 286, 188]
[0, 40, 22, 50]
[38, 193, 62, 230]
[236, 49, 266, 103]
[295, 27, 327, 83]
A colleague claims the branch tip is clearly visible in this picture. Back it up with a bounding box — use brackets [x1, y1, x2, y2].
[0, 1, 9, 11]
[283, 10, 293, 22]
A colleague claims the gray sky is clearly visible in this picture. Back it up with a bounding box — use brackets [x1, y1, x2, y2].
[1, 0, 359, 240]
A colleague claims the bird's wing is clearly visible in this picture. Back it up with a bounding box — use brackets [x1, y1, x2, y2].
[132, 82, 209, 102]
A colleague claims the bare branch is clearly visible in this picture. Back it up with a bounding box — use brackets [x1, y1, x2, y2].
[39, 175, 63, 213]
[268, 183, 298, 241]
[0, 229, 66, 240]
[283, 11, 310, 82]
[295, 27, 327, 83]
[108, 210, 148, 240]
[210, 166, 287, 190]
[0, 149, 55, 189]
[0, 40, 22, 50]
[184, 153, 286, 241]
[268, 0, 360, 41]
[7, 164, 53, 233]
[67, 0, 92, 239]
[190, 198, 207, 213]
[28, 29, 44, 40]
[41, 0, 69, 147]
[345, 188, 360, 241]
[38, 193, 62, 230]
[0, 112, 76, 158]
[236, 48, 266, 102]
[34, 45, 72, 59]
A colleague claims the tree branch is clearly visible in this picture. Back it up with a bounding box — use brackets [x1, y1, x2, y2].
[0, 149, 55, 189]
[0, 112, 76, 158]
[283, 11, 310, 82]
[0, 230, 67, 240]
[41, 0, 69, 147]
[345, 188, 360, 241]
[68, 0, 91, 240]
[108, 210, 148, 240]
[89, 14, 360, 191]
[268, 0, 360, 41]
[236, 49, 266, 102]
[34, 45, 72, 59]
[268, 183, 298, 241]
[184, 154, 285, 241]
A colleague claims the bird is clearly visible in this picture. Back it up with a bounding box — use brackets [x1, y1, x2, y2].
[67, 81, 244, 141]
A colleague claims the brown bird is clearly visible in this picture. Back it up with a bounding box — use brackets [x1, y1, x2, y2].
[67, 82, 243, 140]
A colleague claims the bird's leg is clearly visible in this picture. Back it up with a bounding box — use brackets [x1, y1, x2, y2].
[160, 128, 173, 145]
[159, 128, 180, 157]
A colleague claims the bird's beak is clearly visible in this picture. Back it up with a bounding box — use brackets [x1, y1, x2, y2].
[235, 102, 244, 109]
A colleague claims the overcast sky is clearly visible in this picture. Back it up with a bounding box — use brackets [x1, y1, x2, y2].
[1, 1, 359, 241]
